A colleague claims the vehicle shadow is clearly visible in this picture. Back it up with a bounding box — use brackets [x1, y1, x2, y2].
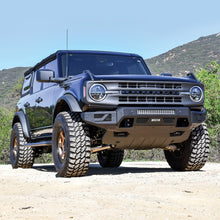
[33, 164, 56, 173]
[87, 164, 173, 176]
[33, 163, 174, 176]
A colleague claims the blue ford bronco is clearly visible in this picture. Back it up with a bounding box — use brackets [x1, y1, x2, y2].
[10, 50, 209, 177]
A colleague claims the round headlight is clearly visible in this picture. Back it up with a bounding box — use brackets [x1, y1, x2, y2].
[190, 86, 203, 102]
[89, 84, 107, 101]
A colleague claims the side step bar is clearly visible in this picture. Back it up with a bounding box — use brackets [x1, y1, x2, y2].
[25, 141, 52, 148]
[25, 141, 112, 153]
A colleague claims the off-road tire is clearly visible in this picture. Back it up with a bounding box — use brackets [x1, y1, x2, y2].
[164, 123, 209, 171]
[97, 149, 124, 168]
[52, 111, 91, 177]
[10, 123, 34, 168]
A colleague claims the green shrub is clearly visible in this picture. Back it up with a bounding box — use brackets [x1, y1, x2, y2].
[196, 61, 220, 126]
[0, 107, 13, 164]
[196, 61, 220, 161]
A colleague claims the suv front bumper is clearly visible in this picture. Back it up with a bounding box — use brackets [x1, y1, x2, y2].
[81, 107, 206, 127]
[81, 107, 206, 149]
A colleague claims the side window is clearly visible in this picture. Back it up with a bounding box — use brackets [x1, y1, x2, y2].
[32, 70, 43, 94]
[43, 59, 57, 89]
[21, 73, 32, 96]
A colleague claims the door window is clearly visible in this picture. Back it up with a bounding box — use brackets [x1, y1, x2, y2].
[21, 73, 32, 96]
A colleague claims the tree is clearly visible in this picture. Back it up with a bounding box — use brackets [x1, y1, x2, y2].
[196, 61, 220, 126]
[196, 61, 220, 160]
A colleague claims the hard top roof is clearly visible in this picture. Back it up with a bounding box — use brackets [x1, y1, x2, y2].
[24, 50, 141, 76]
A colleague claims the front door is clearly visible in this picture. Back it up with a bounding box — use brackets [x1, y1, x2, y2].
[30, 71, 55, 132]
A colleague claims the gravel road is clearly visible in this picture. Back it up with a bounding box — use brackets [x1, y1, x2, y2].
[0, 162, 219, 220]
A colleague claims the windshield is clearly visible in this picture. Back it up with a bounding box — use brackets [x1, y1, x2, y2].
[60, 53, 151, 76]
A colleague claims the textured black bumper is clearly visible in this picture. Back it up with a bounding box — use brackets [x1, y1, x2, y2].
[81, 107, 206, 149]
[81, 107, 206, 127]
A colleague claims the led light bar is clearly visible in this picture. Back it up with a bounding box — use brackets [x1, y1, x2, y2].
[137, 109, 175, 115]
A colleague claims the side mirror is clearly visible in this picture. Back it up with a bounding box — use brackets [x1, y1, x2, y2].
[36, 69, 54, 82]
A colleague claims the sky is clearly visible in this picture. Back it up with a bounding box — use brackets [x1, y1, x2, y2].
[0, 0, 219, 70]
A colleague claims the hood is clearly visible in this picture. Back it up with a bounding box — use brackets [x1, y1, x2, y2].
[91, 74, 199, 83]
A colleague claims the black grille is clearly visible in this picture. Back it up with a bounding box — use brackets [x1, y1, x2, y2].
[119, 82, 182, 89]
[121, 90, 180, 95]
[118, 82, 182, 104]
[119, 96, 182, 103]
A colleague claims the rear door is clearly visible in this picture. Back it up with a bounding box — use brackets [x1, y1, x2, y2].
[20, 72, 36, 130]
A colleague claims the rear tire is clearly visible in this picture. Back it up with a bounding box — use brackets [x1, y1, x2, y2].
[97, 149, 124, 168]
[10, 123, 34, 168]
[52, 112, 91, 177]
[164, 123, 209, 171]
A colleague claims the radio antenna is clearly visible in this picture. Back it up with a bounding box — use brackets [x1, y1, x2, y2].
[65, 29, 68, 77]
[66, 29, 68, 50]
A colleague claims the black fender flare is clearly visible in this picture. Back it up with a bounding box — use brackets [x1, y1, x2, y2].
[57, 94, 82, 112]
[54, 94, 82, 121]
[12, 112, 30, 139]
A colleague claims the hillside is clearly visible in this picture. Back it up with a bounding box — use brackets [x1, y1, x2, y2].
[1, 33, 220, 109]
[146, 32, 220, 76]
[0, 67, 29, 109]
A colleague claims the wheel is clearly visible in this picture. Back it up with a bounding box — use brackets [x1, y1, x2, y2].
[10, 123, 34, 168]
[97, 149, 124, 168]
[52, 112, 91, 177]
[164, 123, 210, 171]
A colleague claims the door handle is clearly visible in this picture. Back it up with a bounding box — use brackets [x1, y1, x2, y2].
[35, 97, 43, 103]
[24, 102, 30, 107]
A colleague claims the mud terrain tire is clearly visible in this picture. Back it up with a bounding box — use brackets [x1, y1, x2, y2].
[10, 123, 34, 168]
[52, 112, 91, 177]
[164, 123, 209, 171]
[97, 149, 124, 168]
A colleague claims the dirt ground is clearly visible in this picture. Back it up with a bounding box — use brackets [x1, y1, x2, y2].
[0, 161, 219, 220]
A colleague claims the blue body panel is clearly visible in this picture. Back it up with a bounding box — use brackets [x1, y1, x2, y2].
[91, 74, 198, 83]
